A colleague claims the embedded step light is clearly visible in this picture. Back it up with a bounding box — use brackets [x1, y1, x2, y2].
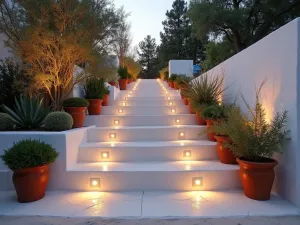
[178, 131, 185, 139]
[114, 120, 120, 125]
[90, 178, 100, 188]
[118, 109, 123, 114]
[109, 133, 116, 139]
[175, 119, 181, 125]
[101, 151, 109, 159]
[184, 150, 191, 158]
[192, 177, 203, 187]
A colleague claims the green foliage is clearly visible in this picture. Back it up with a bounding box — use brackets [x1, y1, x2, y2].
[44, 112, 73, 131]
[169, 74, 178, 82]
[0, 139, 59, 170]
[138, 35, 159, 79]
[189, 0, 300, 53]
[201, 105, 226, 120]
[124, 57, 142, 80]
[63, 98, 89, 108]
[118, 66, 129, 79]
[2, 96, 50, 129]
[104, 85, 111, 95]
[213, 83, 291, 162]
[157, 0, 205, 68]
[0, 113, 14, 130]
[84, 78, 105, 99]
[159, 67, 169, 80]
[174, 75, 191, 88]
[182, 72, 226, 111]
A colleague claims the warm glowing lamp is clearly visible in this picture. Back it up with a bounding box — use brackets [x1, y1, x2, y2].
[171, 109, 176, 114]
[178, 131, 185, 139]
[118, 109, 123, 114]
[193, 177, 203, 187]
[101, 151, 109, 159]
[109, 133, 116, 139]
[184, 150, 191, 157]
[90, 178, 100, 188]
[114, 120, 119, 125]
[175, 119, 181, 125]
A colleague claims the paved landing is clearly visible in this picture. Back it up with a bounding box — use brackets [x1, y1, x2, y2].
[0, 190, 299, 218]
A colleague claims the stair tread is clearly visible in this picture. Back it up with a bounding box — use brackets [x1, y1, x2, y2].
[70, 160, 238, 172]
[81, 140, 216, 148]
[86, 114, 194, 117]
[90, 125, 205, 130]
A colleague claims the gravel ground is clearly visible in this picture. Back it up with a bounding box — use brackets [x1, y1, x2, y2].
[0, 216, 300, 225]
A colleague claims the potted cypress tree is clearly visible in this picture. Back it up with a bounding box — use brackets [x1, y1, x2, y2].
[0, 139, 59, 202]
[63, 97, 89, 128]
[224, 83, 290, 200]
[118, 66, 128, 90]
[84, 78, 105, 115]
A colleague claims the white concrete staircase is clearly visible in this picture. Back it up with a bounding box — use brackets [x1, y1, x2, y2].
[70, 79, 241, 191]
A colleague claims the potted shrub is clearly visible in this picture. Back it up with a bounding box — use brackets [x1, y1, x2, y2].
[63, 97, 89, 128]
[102, 86, 110, 106]
[127, 73, 133, 84]
[0, 113, 15, 130]
[182, 73, 227, 126]
[206, 106, 239, 164]
[0, 139, 59, 202]
[169, 74, 178, 89]
[201, 105, 226, 141]
[108, 73, 120, 88]
[224, 84, 290, 200]
[84, 78, 105, 115]
[118, 66, 128, 90]
[44, 112, 73, 131]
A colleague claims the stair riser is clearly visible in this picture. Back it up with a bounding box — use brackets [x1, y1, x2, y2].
[101, 106, 189, 115]
[84, 115, 197, 127]
[50, 170, 241, 191]
[115, 99, 185, 107]
[87, 127, 206, 142]
[78, 145, 218, 162]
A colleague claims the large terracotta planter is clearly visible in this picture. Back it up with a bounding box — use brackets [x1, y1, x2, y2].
[214, 135, 237, 164]
[237, 158, 278, 200]
[108, 81, 118, 88]
[205, 119, 216, 141]
[64, 107, 86, 128]
[119, 79, 127, 90]
[13, 165, 50, 203]
[168, 81, 172, 87]
[183, 97, 189, 105]
[87, 99, 103, 115]
[170, 82, 175, 89]
[196, 111, 206, 125]
[102, 94, 109, 106]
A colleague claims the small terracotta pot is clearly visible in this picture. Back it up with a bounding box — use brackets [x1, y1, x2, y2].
[196, 111, 206, 125]
[108, 81, 118, 88]
[237, 158, 278, 200]
[170, 82, 175, 89]
[119, 79, 127, 90]
[102, 94, 109, 106]
[168, 81, 171, 87]
[87, 99, 103, 115]
[214, 135, 237, 164]
[205, 119, 216, 141]
[64, 107, 86, 128]
[174, 83, 179, 90]
[183, 97, 189, 105]
[13, 165, 50, 203]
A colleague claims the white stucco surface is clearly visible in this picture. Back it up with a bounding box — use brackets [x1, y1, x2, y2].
[0, 34, 13, 60]
[199, 18, 300, 207]
[169, 60, 193, 77]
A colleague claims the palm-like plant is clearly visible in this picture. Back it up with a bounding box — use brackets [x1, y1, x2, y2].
[182, 73, 226, 111]
[2, 96, 50, 129]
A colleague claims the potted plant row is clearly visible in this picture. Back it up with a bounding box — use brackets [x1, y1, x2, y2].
[118, 66, 129, 90]
[63, 97, 89, 128]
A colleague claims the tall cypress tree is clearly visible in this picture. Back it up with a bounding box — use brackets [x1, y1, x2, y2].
[138, 35, 159, 79]
[158, 0, 205, 68]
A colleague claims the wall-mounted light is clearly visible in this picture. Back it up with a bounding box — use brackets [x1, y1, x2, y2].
[178, 131, 185, 139]
[90, 178, 100, 188]
[101, 151, 109, 159]
[114, 120, 119, 125]
[121, 102, 126, 106]
[171, 109, 176, 114]
[109, 133, 116, 139]
[125, 97, 128, 101]
[169, 102, 173, 106]
[175, 119, 181, 125]
[118, 109, 123, 114]
[127, 94, 131, 97]
[167, 97, 171, 100]
[192, 177, 203, 187]
[183, 150, 191, 158]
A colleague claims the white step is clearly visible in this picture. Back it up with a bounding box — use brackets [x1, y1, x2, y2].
[78, 140, 217, 162]
[101, 105, 189, 115]
[84, 114, 197, 127]
[87, 125, 206, 142]
[115, 98, 185, 107]
[64, 161, 240, 191]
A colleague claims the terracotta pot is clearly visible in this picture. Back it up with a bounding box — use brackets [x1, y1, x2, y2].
[168, 81, 172, 87]
[214, 135, 237, 164]
[183, 97, 189, 105]
[237, 158, 278, 200]
[13, 165, 50, 203]
[87, 99, 103, 115]
[196, 111, 206, 125]
[102, 94, 109, 106]
[119, 79, 127, 90]
[64, 107, 86, 128]
[205, 119, 216, 141]
[174, 83, 179, 90]
[170, 82, 175, 89]
[108, 81, 118, 88]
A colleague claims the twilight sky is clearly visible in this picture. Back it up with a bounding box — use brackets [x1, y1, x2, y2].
[114, 0, 175, 47]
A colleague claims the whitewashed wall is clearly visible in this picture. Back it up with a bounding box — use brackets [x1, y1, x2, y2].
[201, 18, 300, 207]
[169, 60, 193, 77]
[0, 34, 13, 60]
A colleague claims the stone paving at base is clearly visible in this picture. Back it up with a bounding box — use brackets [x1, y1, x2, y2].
[0, 216, 299, 225]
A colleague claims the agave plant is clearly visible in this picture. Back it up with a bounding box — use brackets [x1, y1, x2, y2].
[2, 96, 50, 129]
[182, 73, 227, 111]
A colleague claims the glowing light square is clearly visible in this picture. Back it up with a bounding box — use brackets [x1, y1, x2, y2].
[178, 131, 185, 139]
[183, 150, 191, 158]
[175, 119, 181, 125]
[122, 102, 126, 106]
[169, 102, 173, 106]
[192, 177, 203, 187]
[114, 120, 119, 125]
[90, 178, 100, 188]
[118, 109, 123, 114]
[171, 109, 176, 114]
[101, 151, 109, 159]
[109, 133, 116, 139]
